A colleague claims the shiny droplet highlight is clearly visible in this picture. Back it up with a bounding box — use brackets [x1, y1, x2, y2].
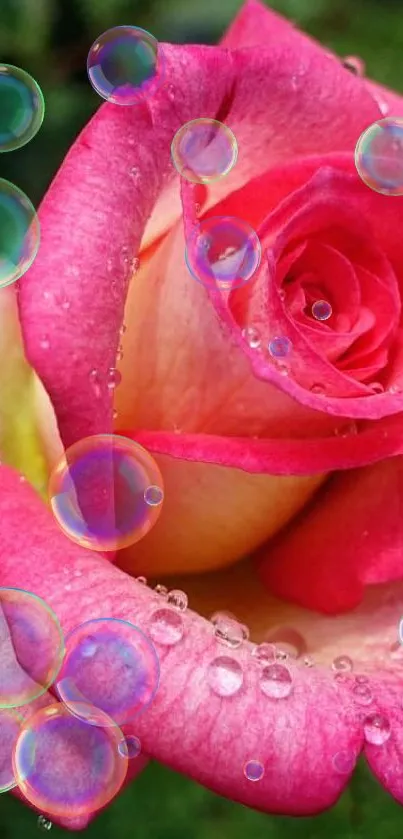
[0, 64, 44, 152]
[87, 26, 163, 105]
[0, 587, 64, 709]
[148, 608, 184, 646]
[55, 618, 160, 725]
[355, 118, 403, 195]
[185, 216, 261, 290]
[259, 663, 293, 699]
[207, 656, 243, 697]
[49, 434, 164, 551]
[0, 179, 40, 287]
[171, 119, 238, 183]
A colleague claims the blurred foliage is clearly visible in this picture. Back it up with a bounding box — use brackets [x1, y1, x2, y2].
[1, 0, 403, 836]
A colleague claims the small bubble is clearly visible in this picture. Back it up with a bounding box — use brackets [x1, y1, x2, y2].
[211, 612, 248, 650]
[243, 759, 264, 782]
[37, 816, 53, 832]
[242, 326, 261, 349]
[207, 655, 243, 697]
[144, 485, 164, 506]
[268, 336, 292, 359]
[311, 299, 332, 321]
[107, 367, 122, 390]
[303, 655, 315, 667]
[251, 642, 276, 665]
[148, 608, 184, 646]
[166, 589, 188, 612]
[332, 655, 353, 673]
[259, 663, 293, 699]
[363, 713, 391, 745]
[352, 682, 373, 705]
[118, 734, 141, 759]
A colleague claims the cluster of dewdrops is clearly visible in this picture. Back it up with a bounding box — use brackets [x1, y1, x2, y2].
[0, 24, 401, 828]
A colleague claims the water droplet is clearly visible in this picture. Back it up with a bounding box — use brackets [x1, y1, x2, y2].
[144, 485, 164, 507]
[310, 383, 325, 395]
[119, 323, 127, 335]
[259, 663, 293, 699]
[116, 347, 124, 362]
[154, 584, 168, 597]
[334, 672, 351, 685]
[167, 84, 175, 100]
[211, 612, 248, 650]
[279, 288, 286, 302]
[89, 368, 101, 397]
[118, 734, 141, 759]
[132, 257, 140, 273]
[352, 682, 373, 705]
[342, 56, 365, 76]
[251, 642, 276, 665]
[167, 589, 188, 612]
[363, 713, 391, 745]
[112, 408, 118, 420]
[136, 576, 148, 585]
[303, 655, 315, 667]
[268, 336, 292, 359]
[369, 381, 384, 394]
[243, 759, 264, 782]
[37, 816, 52, 832]
[195, 202, 201, 214]
[332, 750, 356, 774]
[106, 257, 114, 273]
[265, 627, 307, 660]
[355, 675, 369, 684]
[332, 655, 353, 673]
[148, 607, 184, 646]
[242, 326, 261, 349]
[389, 640, 403, 661]
[207, 655, 243, 697]
[107, 367, 122, 390]
[334, 421, 358, 437]
[130, 167, 141, 183]
[388, 383, 401, 394]
[39, 336, 50, 350]
[311, 299, 332, 321]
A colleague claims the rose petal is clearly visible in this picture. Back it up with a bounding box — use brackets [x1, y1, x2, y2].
[257, 456, 403, 613]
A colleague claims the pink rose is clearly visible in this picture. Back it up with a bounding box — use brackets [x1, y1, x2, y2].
[3, 0, 403, 829]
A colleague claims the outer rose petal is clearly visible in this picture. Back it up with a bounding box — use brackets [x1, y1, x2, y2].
[0, 467, 378, 819]
[257, 457, 403, 614]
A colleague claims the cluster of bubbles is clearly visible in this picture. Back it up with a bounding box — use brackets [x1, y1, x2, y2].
[0, 64, 44, 287]
[0, 586, 159, 819]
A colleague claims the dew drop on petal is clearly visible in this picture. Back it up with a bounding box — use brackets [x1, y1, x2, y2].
[251, 642, 277, 665]
[148, 608, 184, 646]
[166, 590, 188, 612]
[243, 759, 264, 782]
[342, 56, 365, 77]
[363, 713, 391, 745]
[207, 655, 243, 697]
[268, 336, 292, 359]
[211, 612, 246, 650]
[37, 816, 53, 832]
[352, 682, 373, 705]
[259, 663, 293, 699]
[355, 118, 403, 195]
[310, 383, 326, 395]
[107, 367, 122, 390]
[154, 584, 168, 597]
[242, 326, 261, 349]
[332, 655, 353, 673]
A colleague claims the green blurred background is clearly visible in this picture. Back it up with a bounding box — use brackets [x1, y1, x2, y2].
[1, 0, 403, 835]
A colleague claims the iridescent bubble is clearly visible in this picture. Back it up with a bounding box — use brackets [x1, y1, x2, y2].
[0, 64, 44, 152]
[87, 26, 163, 105]
[311, 300, 332, 321]
[207, 655, 243, 697]
[185, 216, 261, 290]
[48, 434, 164, 551]
[118, 734, 141, 759]
[355, 118, 403, 195]
[268, 336, 292, 359]
[171, 119, 238, 183]
[0, 708, 24, 792]
[144, 485, 164, 507]
[55, 618, 160, 726]
[0, 588, 64, 709]
[0, 179, 40, 287]
[13, 702, 128, 818]
[243, 759, 264, 782]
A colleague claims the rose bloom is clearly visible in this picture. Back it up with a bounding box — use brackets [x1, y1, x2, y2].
[2, 0, 403, 830]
